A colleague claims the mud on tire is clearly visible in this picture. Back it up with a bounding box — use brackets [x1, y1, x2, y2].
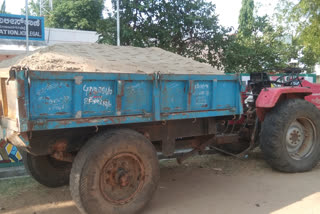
[260, 99, 320, 172]
[70, 129, 160, 214]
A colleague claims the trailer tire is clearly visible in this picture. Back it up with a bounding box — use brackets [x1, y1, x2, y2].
[260, 99, 320, 172]
[22, 152, 71, 187]
[70, 129, 160, 214]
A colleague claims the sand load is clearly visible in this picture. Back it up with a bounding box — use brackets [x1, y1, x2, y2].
[0, 43, 223, 74]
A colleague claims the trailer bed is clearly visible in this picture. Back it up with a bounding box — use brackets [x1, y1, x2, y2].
[0, 69, 243, 136]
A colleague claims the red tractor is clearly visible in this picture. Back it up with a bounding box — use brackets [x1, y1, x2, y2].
[211, 69, 320, 173]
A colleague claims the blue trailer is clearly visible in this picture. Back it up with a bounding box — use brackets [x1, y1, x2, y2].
[2, 66, 320, 214]
[1, 69, 242, 134]
[0, 66, 242, 212]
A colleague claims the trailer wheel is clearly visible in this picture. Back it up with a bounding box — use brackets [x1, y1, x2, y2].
[22, 152, 71, 187]
[260, 99, 320, 172]
[70, 129, 160, 214]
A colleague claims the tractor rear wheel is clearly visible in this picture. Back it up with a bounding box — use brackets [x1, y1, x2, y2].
[260, 99, 320, 172]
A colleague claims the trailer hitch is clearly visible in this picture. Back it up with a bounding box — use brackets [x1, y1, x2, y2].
[212, 117, 259, 159]
[176, 117, 259, 163]
[176, 134, 240, 164]
[176, 136, 216, 164]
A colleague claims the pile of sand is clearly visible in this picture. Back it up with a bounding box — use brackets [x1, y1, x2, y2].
[0, 43, 223, 74]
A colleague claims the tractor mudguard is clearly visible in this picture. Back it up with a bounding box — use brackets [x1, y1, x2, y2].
[256, 87, 312, 121]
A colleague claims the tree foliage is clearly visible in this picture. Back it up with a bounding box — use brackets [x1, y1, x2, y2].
[1, 0, 6, 14]
[48, 0, 104, 30]
[97, 0, 231, 69]
[222, 16, 297, 73]
[220, 0, 301, 73]
[28, 0, 104, 31]
[277, 0, 320, 68]
[98, 0, 302, 73]
[238, 0, 254, 38]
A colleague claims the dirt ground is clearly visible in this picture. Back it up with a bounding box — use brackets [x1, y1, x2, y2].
[1, 151, 320, 214]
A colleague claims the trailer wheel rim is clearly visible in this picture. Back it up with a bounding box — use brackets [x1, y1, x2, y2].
[99, 153, 145, 205]
[285, 118, 316, 160]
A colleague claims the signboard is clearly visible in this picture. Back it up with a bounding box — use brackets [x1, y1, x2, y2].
[0, 13, 45, 41]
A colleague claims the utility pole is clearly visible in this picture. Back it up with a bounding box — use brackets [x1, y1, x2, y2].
[25, 0, 29, 52]
[116, 0, 120, 46]
[40, 0, 42, 16]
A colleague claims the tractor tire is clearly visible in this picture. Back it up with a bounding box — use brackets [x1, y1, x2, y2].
[22, 151, 72, 187]
[260, 99, 320, 172]
[70, 129, 160, 214]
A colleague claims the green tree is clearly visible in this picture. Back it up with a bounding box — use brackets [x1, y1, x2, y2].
[222, 15, 298, 73]
[238, 0, 254, 38]
[48, 0, 104, 30]
[1, 0, 6, 14]
[275, 0, 320, 72]
[98, 0, 230, 69]
[277, 0, 320, 65]
[218, 0, 303, 73]
[27, 0, 104, 30]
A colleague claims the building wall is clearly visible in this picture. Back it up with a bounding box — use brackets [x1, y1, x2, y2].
[315, 64, 320, 76]
[45, 28, 99, 45]
[0, 54, 16, 62]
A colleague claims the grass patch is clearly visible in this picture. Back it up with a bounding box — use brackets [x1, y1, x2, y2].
[0, 176, 37, 198]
